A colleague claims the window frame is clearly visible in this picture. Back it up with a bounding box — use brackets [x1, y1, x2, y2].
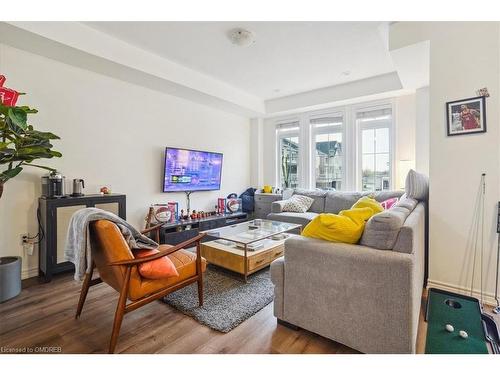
[271, 99, 395, 191]
[275, 118, 301, 189]
[354, 102, 395, 192]
[309, 110, 346, 191]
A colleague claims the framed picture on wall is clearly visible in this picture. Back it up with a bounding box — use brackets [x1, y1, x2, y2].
[446, 96, 486, 136]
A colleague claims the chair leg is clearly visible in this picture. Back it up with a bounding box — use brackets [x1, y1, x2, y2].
[75, 264, 94, 319]
[108, 267, 131, 354]
[197, 274, 204, 307]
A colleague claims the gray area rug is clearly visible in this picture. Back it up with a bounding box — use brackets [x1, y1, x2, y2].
[162, 265, 274, 332]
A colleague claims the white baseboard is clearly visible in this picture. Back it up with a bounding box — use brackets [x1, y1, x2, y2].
[21, 267, 39, 280]
[427, 279, 499, 307]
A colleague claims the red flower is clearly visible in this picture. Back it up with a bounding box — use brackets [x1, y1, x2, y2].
[0, 75, 19, 106]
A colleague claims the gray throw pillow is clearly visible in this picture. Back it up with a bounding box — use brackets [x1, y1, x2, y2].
[405, 169, 428, 200]
[360, 206, 410, 250]
[395, 194, 418, 211]
[282, 195, 314, 213]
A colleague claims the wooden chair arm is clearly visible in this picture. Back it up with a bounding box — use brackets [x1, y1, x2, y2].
[109, 233, 206, 266]
[141, 223, 164, 243]
[141, 223, 165, 235]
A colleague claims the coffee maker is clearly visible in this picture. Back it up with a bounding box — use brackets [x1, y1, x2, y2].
[41, 171, 66, 198]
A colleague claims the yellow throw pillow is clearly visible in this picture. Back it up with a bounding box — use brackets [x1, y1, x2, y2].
[351, 196, 384, 214]
[302, 207, 375, 244]
[302, 196, 383, 244]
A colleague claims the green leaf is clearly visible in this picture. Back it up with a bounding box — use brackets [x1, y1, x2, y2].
[7, 107, 28, 129]
[26, 130, 60, 140]
[0, 166, 23, 181]
[16, 146, 50, 156]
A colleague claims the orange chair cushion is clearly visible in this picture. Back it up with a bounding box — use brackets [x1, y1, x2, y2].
[133, 248, 179, 280]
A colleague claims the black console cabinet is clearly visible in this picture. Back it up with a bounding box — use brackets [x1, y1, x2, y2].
[159, 212, 248, 245]
[38, 194, 126, 282]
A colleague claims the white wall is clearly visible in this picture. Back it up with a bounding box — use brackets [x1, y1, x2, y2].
[0, 44, 251, 279]
[415, 87, 430, 175]
[395, 94, 416, 188]
[391, 22, 500, 304]
[259, 95, 418, 191]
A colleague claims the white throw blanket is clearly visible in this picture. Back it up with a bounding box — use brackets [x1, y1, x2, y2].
[64, 208, 158, 281]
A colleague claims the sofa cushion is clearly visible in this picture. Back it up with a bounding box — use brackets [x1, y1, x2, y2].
[302, 207, 376, 244]
[292, 188, 327, 213]
[133, 247, 179, 280]
[324, 191, 363, 214]
[366, 190, 405, 203]
[360, 206, 410, 250]
[405, 169, 428, 200]
[395, 194, 418, 211]
[267, 212, 318, 227]
[381, 197, 399, 210]
[282, 194, 314, 213]
[352, 196, 384, 214]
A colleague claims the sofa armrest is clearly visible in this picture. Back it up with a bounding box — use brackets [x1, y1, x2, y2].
[271, 200, 288, 213]
[282, 236, 420, 353]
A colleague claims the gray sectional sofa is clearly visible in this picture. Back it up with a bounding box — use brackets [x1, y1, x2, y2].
[269, 188, 426, 353]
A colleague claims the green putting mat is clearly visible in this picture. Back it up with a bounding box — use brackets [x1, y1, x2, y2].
[425, 289, 488, 354]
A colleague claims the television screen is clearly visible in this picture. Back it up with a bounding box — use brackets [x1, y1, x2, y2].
[163, 147, 223, 192]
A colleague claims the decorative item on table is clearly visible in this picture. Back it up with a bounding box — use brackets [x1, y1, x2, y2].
[262, 185, 273, 194]
[217, 198, 226, 215]
[167, 201, 178, 222]
[151, 204, 171, 223]
[225, 196, 242, 214]
[236, 241, 264, 251]
[100, 186, 111, 194]
[271, 233, 288, 241]
[446, 96, 486, 136]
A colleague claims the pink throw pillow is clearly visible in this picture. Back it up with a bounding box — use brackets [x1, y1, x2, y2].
[381, 197, 398, 210]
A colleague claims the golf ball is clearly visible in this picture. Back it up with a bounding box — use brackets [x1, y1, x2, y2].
[445, 324, 454, 332]
[459, 330, 468, 339]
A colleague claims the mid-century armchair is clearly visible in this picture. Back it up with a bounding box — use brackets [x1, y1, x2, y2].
[74, 220, 206, 353]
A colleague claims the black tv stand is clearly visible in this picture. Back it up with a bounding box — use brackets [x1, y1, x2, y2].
[157, 212, 248, 246]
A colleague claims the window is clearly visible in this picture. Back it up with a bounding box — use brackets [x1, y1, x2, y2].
[276, 121, 300, 189]
[273, 100, 394, 192]
[357, 107, 392, 191]
[311, 115, 344, 190]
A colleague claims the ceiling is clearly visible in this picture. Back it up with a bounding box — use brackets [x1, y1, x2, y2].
[84, 22, 396, 100]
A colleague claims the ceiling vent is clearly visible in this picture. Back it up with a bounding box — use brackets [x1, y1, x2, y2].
[228, 28, 256, 47]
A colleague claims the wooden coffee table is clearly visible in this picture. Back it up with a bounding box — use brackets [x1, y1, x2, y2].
[200, 219, 301, 281]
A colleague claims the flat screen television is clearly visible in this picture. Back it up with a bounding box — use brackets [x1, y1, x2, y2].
[163, 147, 223, 192]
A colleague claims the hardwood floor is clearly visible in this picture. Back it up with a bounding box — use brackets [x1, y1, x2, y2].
[1, 274, 498, 354]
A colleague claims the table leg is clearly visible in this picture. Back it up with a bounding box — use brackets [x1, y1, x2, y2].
[244, 243, 248, 283]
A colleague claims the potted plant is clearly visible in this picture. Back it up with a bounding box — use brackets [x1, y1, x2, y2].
[0, 77, 62, 199]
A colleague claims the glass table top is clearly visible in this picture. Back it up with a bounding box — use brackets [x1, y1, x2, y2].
[200, 219, 301, 245]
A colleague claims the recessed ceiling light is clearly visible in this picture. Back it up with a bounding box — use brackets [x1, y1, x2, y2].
[227, 28, 256, 47]
[342, 71, 351, 76]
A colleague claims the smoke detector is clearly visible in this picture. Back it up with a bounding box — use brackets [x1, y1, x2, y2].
[228, 28, 256, 47]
